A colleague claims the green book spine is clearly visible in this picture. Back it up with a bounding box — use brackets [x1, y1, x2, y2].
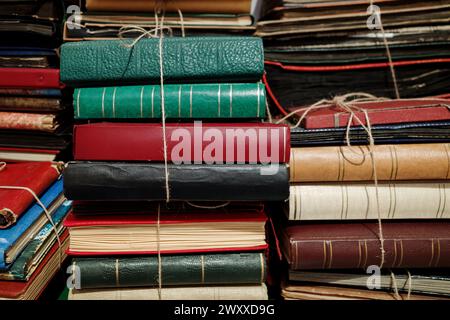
[73, 253, 266, 289]
[74, 82, 266, 119]
[61, 37, 264, 85]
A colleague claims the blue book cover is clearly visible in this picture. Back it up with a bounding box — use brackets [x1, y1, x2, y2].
[0, 179, 63, 270]
[0, 200, 71, 280]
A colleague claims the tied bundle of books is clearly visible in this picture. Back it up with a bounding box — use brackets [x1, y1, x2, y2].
[60, 31, 290, 299]
[277, 97, 450, 300]
[0, 0, 72, 162]
[0, 162, 71, 300]
[257, 0, 450, 107]
[64, 0, 263, 41]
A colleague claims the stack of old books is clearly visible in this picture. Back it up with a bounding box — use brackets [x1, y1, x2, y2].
[280, 100, 450, 300]
[0, 162, 71, 300]
[63, 0, 262, 40]
[257, 0, 450, 107]
[60, 34, 290, 299]
[0, 0, 71, 162]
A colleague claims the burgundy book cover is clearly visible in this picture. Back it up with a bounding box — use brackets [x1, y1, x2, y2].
[64, 210, 268, 255]
[298, 98, 450, 129]
[0, 162, 61, 228]
[0, 68, 62, 89]
[283, 222, 450, 270]
[0, 231, 68, 299]
[73, 123, 290, 163]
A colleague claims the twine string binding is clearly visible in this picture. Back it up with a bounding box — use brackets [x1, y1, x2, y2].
[369, 0, 400, 99]
[0, 162, 63, 267]
[185, 201, 230, 209]
[277, 93, 387, 267]
[118, 6, 187, 300]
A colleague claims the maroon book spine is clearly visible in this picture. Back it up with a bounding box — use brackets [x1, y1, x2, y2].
[284, 222, 450, 270]
[73, 123, 290, 163]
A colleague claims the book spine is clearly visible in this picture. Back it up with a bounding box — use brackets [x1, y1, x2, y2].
[288, 183, 450, 220]
[63, 162, 289, 201]
[69, 284, 268, 300]
[60, 37, 264, 85]
[0, 112, 55, 132]
[290, 236, 450, 270]
[73, 253, 266, 289]
[290, 144, 450, 182]
[73, 123, 289, 163]
[86, 0, 252, 14]
[74, 83, 266, 119]
[0, 68, 61, 89]
[305, 106, 450, 129]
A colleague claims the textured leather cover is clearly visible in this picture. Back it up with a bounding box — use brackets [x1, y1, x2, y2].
[290, 143, 450, 182]
[86, 0, 252, 14]
[0, 112, 59, 132]
[0, 162, 60, 228]
[289, 182, 450, 220]
[64, 162, 289, 201]
[0, 68, 61, 89]
[283, 222, 450, 269]
[73, 83, 265, 119]
[0, 179, 63, 270]
[0, 200, 71, 280]
[60, 37, 264, 85]
[73, 123, 289, 163]
[290, 121, 450, 147]
[0, 97, 63, 112]
[0, 231, 69, 300]
[301, 99, 450, 129]
[73, 252, 266, 289]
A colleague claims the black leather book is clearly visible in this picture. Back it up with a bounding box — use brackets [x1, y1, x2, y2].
[291, 121, 450, 147]
[72, 253, 266, 289]
[64, 162, 289, 201]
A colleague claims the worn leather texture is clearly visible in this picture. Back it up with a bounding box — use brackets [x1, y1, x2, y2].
[73, 123, 290, 163]
[290, 143, 450, 182]
[74, 82, 265, 119]
[73, 252, 266, 289]
[60, 37, 264, 85]
[64, 162, 289, 201]
[283, 222, 450, 269]
[289, 182, 450, 220]
[290, 121, 450, 147]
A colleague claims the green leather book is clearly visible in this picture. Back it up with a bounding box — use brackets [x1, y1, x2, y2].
[74, 83, 266, 119]
[60, 37, 264, 85]
[72, 253, 266, 289]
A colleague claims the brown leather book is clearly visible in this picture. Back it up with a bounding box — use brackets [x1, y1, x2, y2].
[282, 222, 450, 270]
[290, 144, 450, 182]
[86, 0, 252, 14]
[0, 97, 63, 112]
[281, 283, 448, 300]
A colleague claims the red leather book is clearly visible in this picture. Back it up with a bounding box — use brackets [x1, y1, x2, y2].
[64, 209, 268, 255]
[0, 231, 69, 300]
[296, 98, 450, 129]
[0, 162, 61, 228]
[0, 68, 62, 89]
[73, 123, 290, 163]
[283, 222, 450, 270]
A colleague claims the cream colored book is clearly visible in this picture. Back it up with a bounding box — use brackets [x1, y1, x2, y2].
[288, 183, 450, 220]
[69, 284, 268, 300]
